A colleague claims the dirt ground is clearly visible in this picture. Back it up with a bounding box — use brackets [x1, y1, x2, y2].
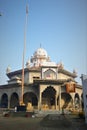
[0, 116, 42, 130]
[0, 114, 87, 130]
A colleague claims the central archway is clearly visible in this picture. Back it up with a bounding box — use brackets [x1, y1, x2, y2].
[42, 86, 56, 109]
[60, 92, 73, 109]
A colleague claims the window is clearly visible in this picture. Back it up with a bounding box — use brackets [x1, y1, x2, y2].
[33, 77, 39, 79]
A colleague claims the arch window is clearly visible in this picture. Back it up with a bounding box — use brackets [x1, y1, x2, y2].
[10, 93, 19, 108]
[44, 69, 56, 79]
[1, 93, 8, 108]
[23, 92, 38, 107]
[74, 93, 80, 109]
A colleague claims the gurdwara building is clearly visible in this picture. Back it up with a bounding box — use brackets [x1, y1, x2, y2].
[0, 47, 82, 111]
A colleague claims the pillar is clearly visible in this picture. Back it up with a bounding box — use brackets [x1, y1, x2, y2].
[59, 85, 61, 111]
[55, 93, 57, 110]
[8, 96, 10, 109]
[55, 87, 59, 110]
[70, 93, 75, 110]
[79, 96, 82, 111]
[38, 86, 42, 110]
[19, 91, 23, 105]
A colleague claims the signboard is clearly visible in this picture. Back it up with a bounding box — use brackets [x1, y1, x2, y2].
[66, 82, 76, 93]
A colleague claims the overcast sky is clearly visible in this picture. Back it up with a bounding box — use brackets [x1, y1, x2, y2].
[0, 0, 87, 85]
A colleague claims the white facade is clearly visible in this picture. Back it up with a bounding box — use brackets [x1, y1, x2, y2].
[0, 47, 82, 110]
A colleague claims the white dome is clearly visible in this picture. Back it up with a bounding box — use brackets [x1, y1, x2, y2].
[30, 47, 51, 67]
[34, 48, 47, 57]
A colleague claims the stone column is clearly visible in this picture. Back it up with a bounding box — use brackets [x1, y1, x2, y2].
[19, 89, 22, 105]
[8, 95, 10, 109]
[55, 87, 59, 110]
[71, 93, 75, 110]
[79, 96, 82, 111]
[38, 85, 42, 110]
[55, 93, 57, 110]
[59, 85, 61, 111]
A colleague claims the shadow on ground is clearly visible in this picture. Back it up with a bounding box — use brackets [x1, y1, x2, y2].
[39, 114, 87, 130]
[40, 114, 72, 128]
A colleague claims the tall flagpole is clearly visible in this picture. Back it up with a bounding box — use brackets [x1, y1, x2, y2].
[21, 4, 28, 105]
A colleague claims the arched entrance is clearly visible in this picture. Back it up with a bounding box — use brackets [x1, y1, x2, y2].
[74, 93, 80, 109]
[42, 86, 56, 109]
[23, 92, 38, 110]
[1, 93, 8, 108]
[10, 93, 19, 108]
[60, 92, 73, 109]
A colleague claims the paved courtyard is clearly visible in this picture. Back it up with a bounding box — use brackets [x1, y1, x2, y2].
[0, 113, 87, 130]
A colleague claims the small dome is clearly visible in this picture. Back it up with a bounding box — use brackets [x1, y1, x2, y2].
[73, 69, 77, 74]
[26, 59, 30, 68]
[6, 66, 11, 73]
[57, 61, 64, 69]
[34, 47, 48, 58]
